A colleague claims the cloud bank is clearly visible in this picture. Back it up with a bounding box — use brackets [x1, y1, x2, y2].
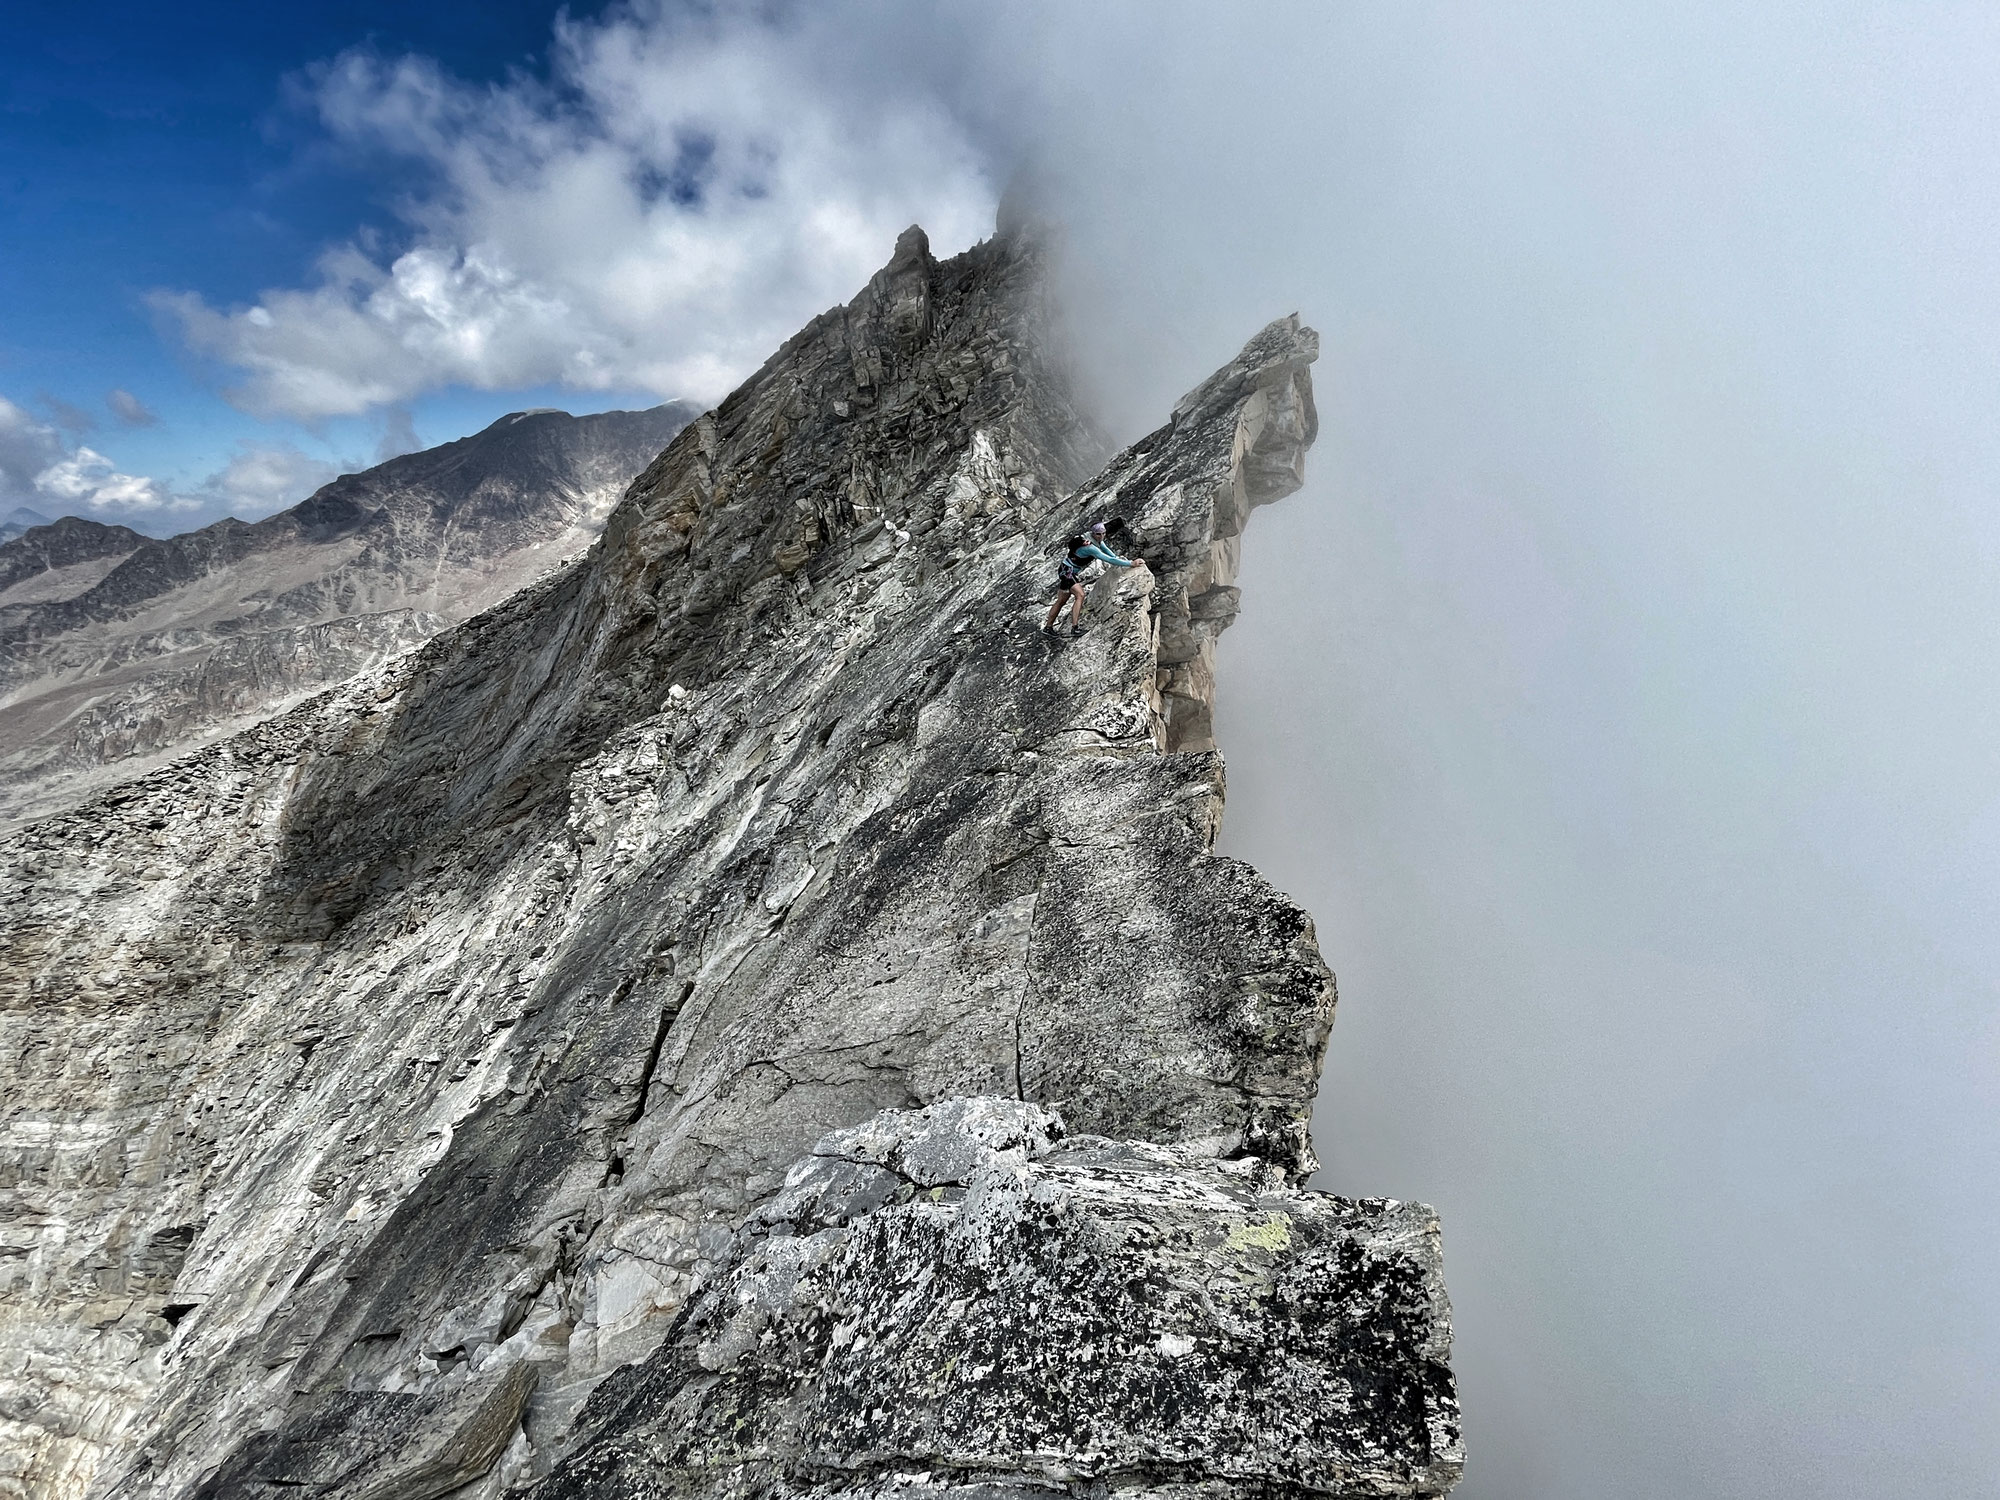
[0, 398, 172, 518]
[1, 393, 340, 531]
[156, 4, 997, 420]
[958, 6, 2000, 1498]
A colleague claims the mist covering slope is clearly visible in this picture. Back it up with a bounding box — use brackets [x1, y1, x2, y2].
[0, 509, 53, 545]
[0, 404, 696, 829]
[0, 222, 1458, 1500]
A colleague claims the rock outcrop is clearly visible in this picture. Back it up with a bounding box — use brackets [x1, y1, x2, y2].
[0, 519, 145, 605]
[0, 405, 696, 830]
[0, 221, 1460, 1500]
[539, 1101, 1458, 1500]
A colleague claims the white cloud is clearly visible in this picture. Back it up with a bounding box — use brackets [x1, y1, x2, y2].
[1, 393, 333, 529]
[0, 397, 66, 506]
[4, 397, 184, 517]
[3, 400, 180, 517]
[155, 5, 999, 420]
[197, 442, 340, 518]
[33, 446, 185, 515]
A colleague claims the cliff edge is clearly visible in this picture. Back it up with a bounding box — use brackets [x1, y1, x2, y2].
[0, 222, 1460, 1500]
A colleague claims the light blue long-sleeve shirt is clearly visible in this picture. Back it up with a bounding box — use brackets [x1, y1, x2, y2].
[1074, 542, 1133, 568]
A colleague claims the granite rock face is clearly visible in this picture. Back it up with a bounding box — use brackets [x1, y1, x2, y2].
[0, 222, 1459, 1500]
[541, 1100, 1459, 1500]
[0, 405, 696, 830]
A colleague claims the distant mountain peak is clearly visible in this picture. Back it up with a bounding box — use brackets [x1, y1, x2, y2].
[0, 505, 54, 543]
[0, 402, 696, 826]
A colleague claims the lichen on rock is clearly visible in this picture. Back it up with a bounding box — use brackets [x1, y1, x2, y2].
[545, 1100, 1460, 1500]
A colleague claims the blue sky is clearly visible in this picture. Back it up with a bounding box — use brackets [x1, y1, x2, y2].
[0, 0, 995, 533]
[1, 2, 625, 529]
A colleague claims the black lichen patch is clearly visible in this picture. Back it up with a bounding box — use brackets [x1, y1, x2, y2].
[536, 1131, 1460, 1500]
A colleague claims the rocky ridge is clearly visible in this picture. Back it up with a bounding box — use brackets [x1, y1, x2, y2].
[0, 405, 696, 830]
[0, 519, 145, 604]
[0, 511, 54, 547]
[0, 220, 1459, 1500]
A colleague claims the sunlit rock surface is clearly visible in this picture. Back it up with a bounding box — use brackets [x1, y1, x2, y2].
[0, 405, 696, 831]
[540, 1100, 1459, 1500]
[0, 220, 1459, 1500]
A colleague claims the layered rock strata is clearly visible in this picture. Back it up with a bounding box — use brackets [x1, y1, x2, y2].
[0, 222, 1460, 1500]
[0, 405, 695, 831]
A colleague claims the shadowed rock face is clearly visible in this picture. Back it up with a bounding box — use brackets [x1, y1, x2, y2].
[0, 223, 1459, 1500]
[0, 518, 145, 602]
[0, 405, 697, 830]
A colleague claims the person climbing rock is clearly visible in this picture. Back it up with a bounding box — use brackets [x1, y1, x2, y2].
[1042, 521, 1137, 636]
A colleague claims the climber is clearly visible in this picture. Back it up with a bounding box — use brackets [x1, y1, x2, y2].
[1042, 521, 1137, 636]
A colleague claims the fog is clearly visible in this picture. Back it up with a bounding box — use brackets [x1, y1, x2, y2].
[962, 4, 2000, 1495]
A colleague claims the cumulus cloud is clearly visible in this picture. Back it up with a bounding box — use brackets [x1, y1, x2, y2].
[33, 447, 183, 516]
[0, 393, 331, 529]
[3, 398, 183, 517]
[155, 4, 998, 420]
[0, 398, 66, 506]
[194, 442, 341, 519]
[0, 398, 180, 517]
[108, 388, 159, 426]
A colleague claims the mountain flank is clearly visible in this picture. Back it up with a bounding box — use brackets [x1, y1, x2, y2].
[0, 221, 1460, 1500]
[0, 516, 146, 607]
[0, 507, 54, 545]
[0, 404, 697, 828]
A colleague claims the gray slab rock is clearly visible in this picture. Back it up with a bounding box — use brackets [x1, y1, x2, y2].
[0, 215, 1458, 1500]
[0, 405, 697, 831]
[542, 1100, 1461, 1500]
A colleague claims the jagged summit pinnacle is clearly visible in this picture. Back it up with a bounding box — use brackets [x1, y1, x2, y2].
[889, 221, 931, 260]
[0, 220, 1459, 1500]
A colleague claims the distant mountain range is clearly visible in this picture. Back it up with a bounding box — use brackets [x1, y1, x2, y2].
[0, 403, 697, 826]
[0, 506, 52, 544]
